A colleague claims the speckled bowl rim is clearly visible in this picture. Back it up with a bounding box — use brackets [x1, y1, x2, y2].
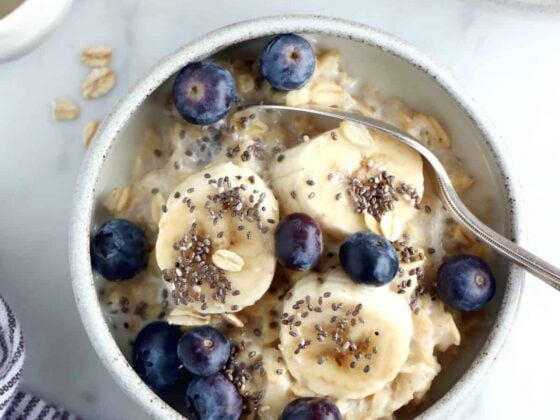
[69, 15, 525, 420]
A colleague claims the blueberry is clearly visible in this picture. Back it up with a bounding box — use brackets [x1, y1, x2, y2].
[186, 373, 242, 420]
[281, 397, 342, 420]
[275, 213, 323, 271]
[436, 255, 496, 312]
[132, 322, 183, 391]
[339, 231, 399, 286]
[173, 61, 236, 125]
[91, 219, 148, 281]
[177, 326, 230, 377]
[260, 34, 316, 91]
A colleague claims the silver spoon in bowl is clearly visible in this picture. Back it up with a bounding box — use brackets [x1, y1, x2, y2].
[241, 103, 560, 290]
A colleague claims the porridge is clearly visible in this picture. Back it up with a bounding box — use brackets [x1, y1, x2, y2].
[90, 34, 496, 419]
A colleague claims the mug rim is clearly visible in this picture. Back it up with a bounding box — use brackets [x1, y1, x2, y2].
[69, 14, 525, 419]
[0, 0, 74, 62]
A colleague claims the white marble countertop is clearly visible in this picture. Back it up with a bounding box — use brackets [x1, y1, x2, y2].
[1, 0, 559, 419]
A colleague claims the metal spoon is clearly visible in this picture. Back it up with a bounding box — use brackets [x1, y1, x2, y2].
[243, 104, 560, 290]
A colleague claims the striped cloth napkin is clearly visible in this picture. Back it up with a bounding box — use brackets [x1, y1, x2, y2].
[0, 295, 80, 420]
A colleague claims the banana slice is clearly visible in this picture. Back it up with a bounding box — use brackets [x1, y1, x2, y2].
[270, 122, 423, 239]
[279, 270, 413, 399]
[155, 162, 279, 314]
[337, 296, 460, 420]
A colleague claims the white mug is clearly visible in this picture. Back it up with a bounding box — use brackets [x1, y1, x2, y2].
[0, 0, 73, 63]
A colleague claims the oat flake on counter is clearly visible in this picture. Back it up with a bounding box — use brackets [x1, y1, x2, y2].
[81, 67, 116, 99]
[52, 98, 80, 121]
[81, 45, 112, 67]
[82, 120, 100, 148]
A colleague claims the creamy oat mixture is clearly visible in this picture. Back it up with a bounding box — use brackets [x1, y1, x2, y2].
[99, 50, 490, 419]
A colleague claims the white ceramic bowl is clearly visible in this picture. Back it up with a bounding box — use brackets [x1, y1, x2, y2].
[70, 15, 525, 419]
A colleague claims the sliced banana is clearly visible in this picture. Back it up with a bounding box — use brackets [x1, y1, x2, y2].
[270, 122, 423, 239]
[279, 270, 413, 399]
[337, 295, 460, 419]
[155, 162, 279, 314]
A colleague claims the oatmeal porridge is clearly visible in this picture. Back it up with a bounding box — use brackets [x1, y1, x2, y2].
[90, 34, 496, 419]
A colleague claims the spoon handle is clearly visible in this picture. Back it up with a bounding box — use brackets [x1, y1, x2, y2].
[246, 104, 560, 290]
[438, 179, 560, 291]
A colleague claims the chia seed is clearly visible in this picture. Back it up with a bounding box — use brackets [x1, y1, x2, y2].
[348, 171, 396, 222]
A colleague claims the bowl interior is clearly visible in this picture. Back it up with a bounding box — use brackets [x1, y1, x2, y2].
[87, 28, 517, 419]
